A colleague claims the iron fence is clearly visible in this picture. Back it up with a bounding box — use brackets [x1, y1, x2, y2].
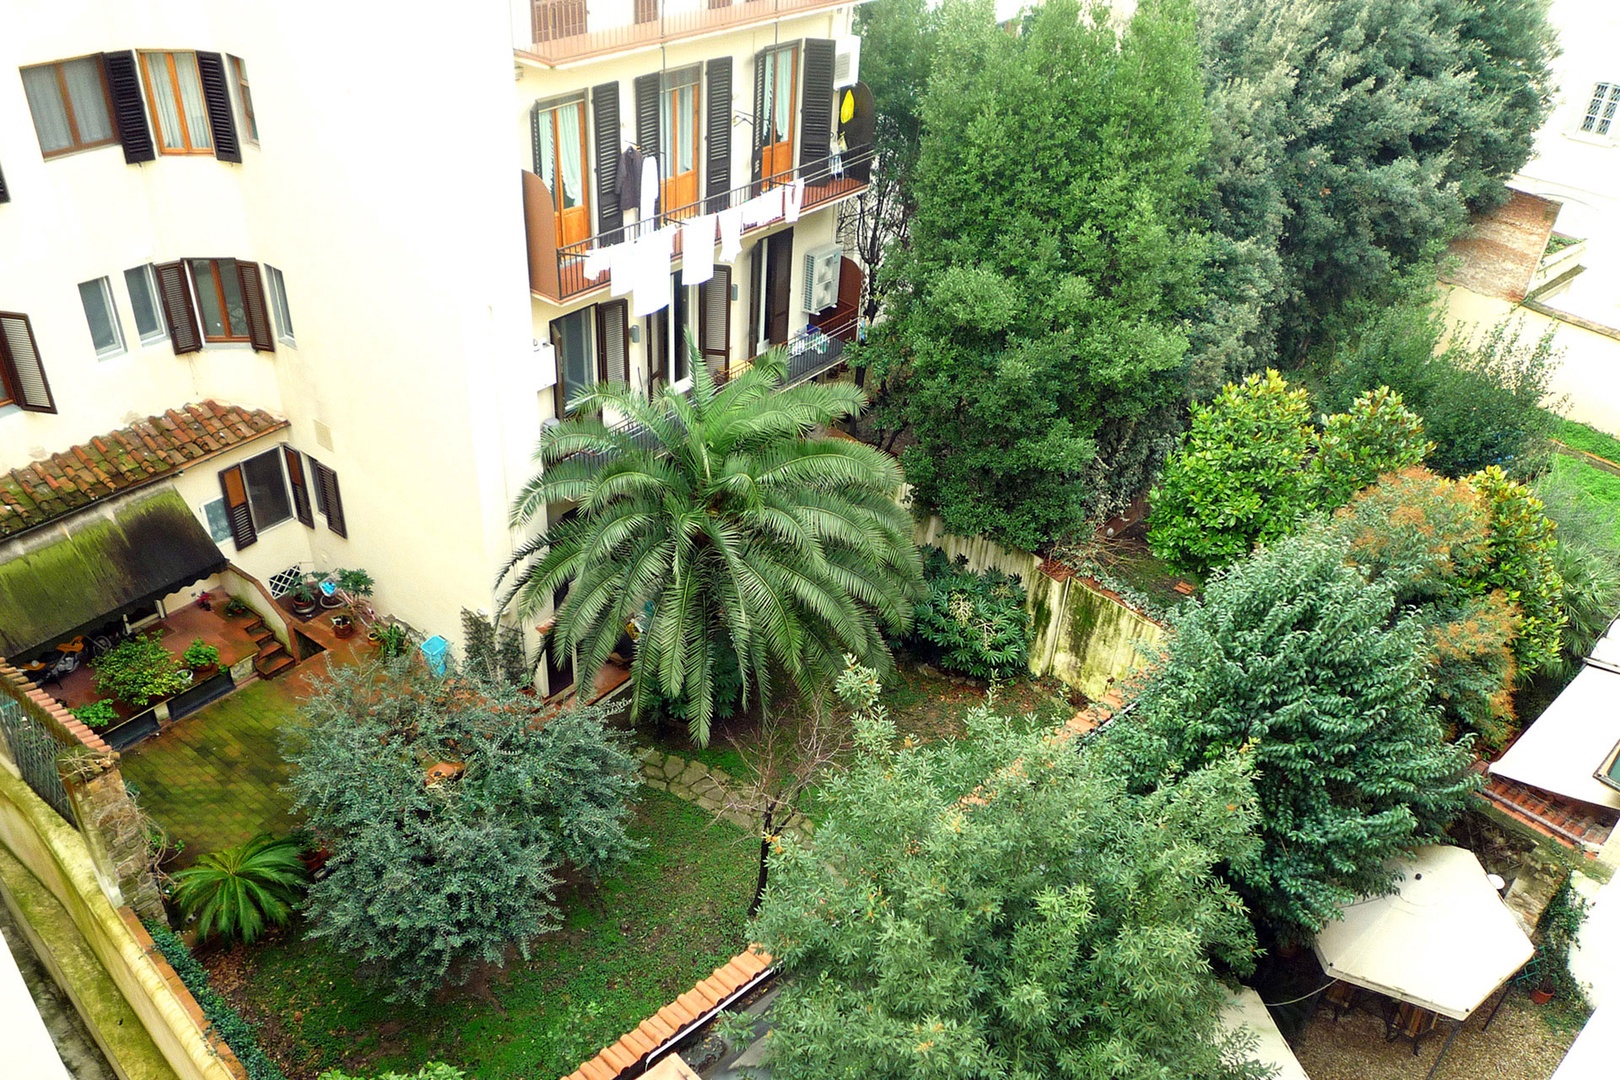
[0, 694, 77, 823]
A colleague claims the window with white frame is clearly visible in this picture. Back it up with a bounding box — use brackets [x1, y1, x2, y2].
[265, 264, 295, 346]
[123, 265, 167, 346]
[77, 277, 125, 359]
[1582, 82, 1620, 137]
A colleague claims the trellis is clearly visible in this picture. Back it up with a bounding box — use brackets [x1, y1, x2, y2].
[0, 694, 76, 823]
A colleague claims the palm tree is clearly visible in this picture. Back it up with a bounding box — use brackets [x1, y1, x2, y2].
[499, 350, 923, 746]
[170, 834, 308, 944]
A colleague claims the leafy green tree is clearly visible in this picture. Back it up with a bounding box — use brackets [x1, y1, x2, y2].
[753, 678, 1268, 1080]
[498, 352, 922, 747]
[1534, 464, 1620, 679]
[1473, 465, 1566, 674]
[1148, 372, 1427, 575]
[907, 547, 1032, 680]
[886, 0, 1212, 549]
[170, 834, 308, 945]
[1112, 529, 1478, 942]
[285, 661, 639, 1001]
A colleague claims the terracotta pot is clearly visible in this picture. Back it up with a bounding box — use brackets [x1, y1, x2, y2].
[333, 617, 356, 640]
[1530, 985, 1556, 1005]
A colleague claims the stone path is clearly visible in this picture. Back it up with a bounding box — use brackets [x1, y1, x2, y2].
[634, 747, 812, 838]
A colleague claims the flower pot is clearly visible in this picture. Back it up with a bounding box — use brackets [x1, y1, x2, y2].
[290, 595, 318, 618]
[1530, 984, 1556, 1005]
[332, 616, 356, 640]
[320, 590, 345, 610]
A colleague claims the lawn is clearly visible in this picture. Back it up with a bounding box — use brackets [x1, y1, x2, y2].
[1554, 417, 1620, 465]
[205, 788, 755, 1080]
[1545, 453, 1620, 549]
[119, 676, 305, 866]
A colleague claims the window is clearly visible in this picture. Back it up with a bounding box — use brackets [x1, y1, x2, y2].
[200, 498, 232, 543]
[188, 258, 248, 341]
[217, 449, 292, 548]
[21, 57, 116, 157]
[661, 67, 700, 216]
[534, 96, 590, 246]
[758, 45, 798, 184]
[77, 278, 125, 359]
[124, 265, 167, 345]
[141, 51, 213, 154]
[229, 55, 256, 143]
[1582, 83, 1620, 137]
[265, 265, 295, 345]
[0, 311, 57, 413]
[552, 307, 595, 414]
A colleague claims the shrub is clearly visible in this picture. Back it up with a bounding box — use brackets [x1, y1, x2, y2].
[907, 546, 1031, 680]
[143, 920, 287, 1080]
[70, 700, 119, 728]
[317, 1067, 467, 1080]
[1472, 466, 1566, 675]
[91, 633, 188, 707]
[171, 834, 308, 945]
[181, 638, 221, 670]
[373, 622, 409, 661]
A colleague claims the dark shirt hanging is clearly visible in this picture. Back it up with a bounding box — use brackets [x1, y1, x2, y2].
[617, 145, 643, 216]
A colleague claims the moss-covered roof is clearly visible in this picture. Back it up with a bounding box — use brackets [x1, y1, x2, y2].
[0, 401, 286, 540]
[0, 485, 227, 660]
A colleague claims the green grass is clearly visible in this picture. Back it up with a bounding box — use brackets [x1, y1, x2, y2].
[1546, 454, 1620, 549]
[120, 676, 304, 865]
[1554, 418, 1620, 466]
[213, 788, 754, 1080]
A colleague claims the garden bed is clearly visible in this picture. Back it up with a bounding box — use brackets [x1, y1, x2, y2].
[201, 788, 754, 1080]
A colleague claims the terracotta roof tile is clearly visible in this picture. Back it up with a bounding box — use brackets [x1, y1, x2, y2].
[0, 401, 287, 539]
[1473, 763, 1616, 853]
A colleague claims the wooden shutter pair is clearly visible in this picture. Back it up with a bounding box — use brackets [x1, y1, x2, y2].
[596, 300, 629, 386]
[152, 260, 275, 354]
[704, 58, 732, 212]
[699, 267, 730, 365]
[591, 83, 623, 238]
[0, 313, 56, 413]
[798, 39, 836, 178]
[310, 459, 347, 538]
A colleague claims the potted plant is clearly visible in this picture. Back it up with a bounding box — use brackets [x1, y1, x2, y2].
[373, 622, 409, 660]
[222, 596, 251, 619]
[336, 568, 375, 599]
[332, 613, 357, 639]
[289, 580, 320, 618]
[1530, 976, 1556, 1005]
[70, 699, 120, 729]
[91, 634, 189, 708]
[182, 638, 221, 677]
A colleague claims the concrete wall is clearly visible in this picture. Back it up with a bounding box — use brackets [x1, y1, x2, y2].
[913, 513, 1164, 700]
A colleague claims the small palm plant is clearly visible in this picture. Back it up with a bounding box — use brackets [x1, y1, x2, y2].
[170, 834, 309, 944]
[500, 349, 924, 745]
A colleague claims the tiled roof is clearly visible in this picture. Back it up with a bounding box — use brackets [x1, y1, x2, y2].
[562, 947, 773, 1080]
[1441, 188, 1562, 302]
[0, 402, 287, 539]
[1473, 762, 1617, 853]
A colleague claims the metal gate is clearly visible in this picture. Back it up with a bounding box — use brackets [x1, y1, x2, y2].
[0, 696, 76, 823]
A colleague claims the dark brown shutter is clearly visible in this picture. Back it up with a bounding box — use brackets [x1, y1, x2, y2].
[218, 465, 257, 548]
[236, 261, 275, 352]
[154, 261, 202, 354]
[704, 58, 732, 212]
[0, 160, 9, 203]
[591, 83, 623, 238]
[194, 52, 241, 163]
[634, 73, 660, 164]
[799, 39, 836, 177]
[311, 460, 347, 538]
[699, 267, 730, 364]
[283, 447, 314, 527]
[0, 313, 56, 413]
[102, 52, 156, 163]
[751, 49, 769, 182]
[596, 300, 629, 386]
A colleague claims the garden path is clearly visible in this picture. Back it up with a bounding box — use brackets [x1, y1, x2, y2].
[634, 747, 810, 839]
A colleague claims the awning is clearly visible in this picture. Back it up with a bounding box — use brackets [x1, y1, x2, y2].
[1491, 619, 1620, 811]
[1553, 1000, 1616, 1079]
[1220, 987, 1309, 1080]
[1313, 845, 1534, 1021]
[0, 484, 225, 661]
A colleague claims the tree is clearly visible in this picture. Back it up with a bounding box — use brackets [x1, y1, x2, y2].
[170, 834, 308, 945]
[885, 0, 1212, 550]
[1148, 371, 1427, 576]
[285, 661, 639, 1001]
[1197, 0, 1558, 364]
[498, 351, 922, 747]
[1111, 529, 1478, 942]
[752, 682, 1268, 1080]
[1472, 465, 1566, 674]
[1534, 463, 1620, 679]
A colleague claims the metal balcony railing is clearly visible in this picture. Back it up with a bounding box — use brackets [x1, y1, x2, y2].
[523, 0, 852, 65]
[533, 144, 873, 304]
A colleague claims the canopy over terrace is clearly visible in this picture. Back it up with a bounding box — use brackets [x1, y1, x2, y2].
[1220, 987, 1309, 1080]
[0, 484, 225, 662]
[1314, 845, 1534, 1021]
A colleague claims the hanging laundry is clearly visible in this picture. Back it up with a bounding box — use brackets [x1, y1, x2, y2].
[608, 240, 635, 297]
[742, 187, 783, 228]
[640, 154, 660, 225]
[581, 245, 611, 282]
[617, 145, 643, 216]
[633, 226, 676, 317]
[783, 178, 805, 224]
[718, 206, 744, 263]
[682, 215, 717, 286]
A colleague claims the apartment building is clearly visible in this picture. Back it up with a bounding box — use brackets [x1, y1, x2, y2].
[0, 0, 870, 696]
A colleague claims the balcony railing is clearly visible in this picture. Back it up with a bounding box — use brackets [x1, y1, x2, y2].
[523, 0, 851, 65]
[526, 144, 873, 304]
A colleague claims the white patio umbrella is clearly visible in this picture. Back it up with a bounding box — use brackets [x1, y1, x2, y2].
[1313, 845, 1534, 1022]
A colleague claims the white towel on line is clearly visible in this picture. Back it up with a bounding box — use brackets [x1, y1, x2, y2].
[681, 215, 717, 286]
[581, 245, 611, 282]
[640, 155, 660, 222]
[783, 178, 805, 223]
[608, 241, 635, 297]
[633, 226, 677, 317]
[717, 206, 744, 262]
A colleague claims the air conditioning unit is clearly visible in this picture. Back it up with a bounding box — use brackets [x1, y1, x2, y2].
[834, 36, 861, 88]
[802, 244, 842, 313]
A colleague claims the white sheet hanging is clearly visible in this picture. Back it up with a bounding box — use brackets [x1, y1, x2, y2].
[718, 206, 744, 262]
[682, 215, 717, 286]
[633, 226, 677, 317]
[783, 178, 805, 223]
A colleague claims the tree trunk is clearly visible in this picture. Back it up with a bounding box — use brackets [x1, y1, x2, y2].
[748, 800, 778, 918]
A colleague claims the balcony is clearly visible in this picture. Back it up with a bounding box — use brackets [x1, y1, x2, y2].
[521, 0, 853, 65]
[525, 144, 873, 304]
